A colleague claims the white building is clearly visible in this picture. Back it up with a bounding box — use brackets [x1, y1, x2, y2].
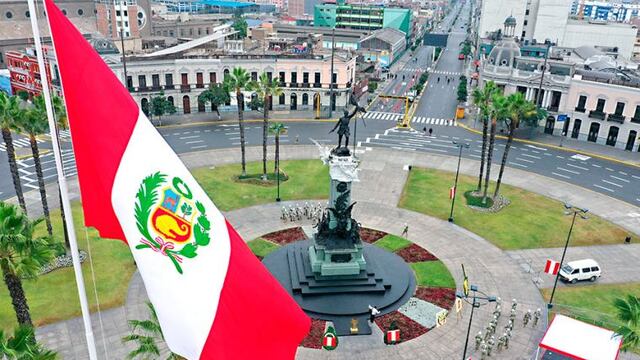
[478, 0, 638, 58]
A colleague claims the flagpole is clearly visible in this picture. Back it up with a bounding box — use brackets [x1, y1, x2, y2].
[26, 1, 98, 359]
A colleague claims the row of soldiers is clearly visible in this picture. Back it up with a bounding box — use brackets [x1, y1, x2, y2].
[474, 299, 542, 359]
[280, 202, 325, 222]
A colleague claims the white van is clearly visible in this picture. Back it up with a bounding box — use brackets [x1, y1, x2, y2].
[559, 259, 601, 284]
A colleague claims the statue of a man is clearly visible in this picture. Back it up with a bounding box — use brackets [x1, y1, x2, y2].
[329, 103, 366, 149]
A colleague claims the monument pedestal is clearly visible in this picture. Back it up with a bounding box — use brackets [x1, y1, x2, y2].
[308, 243, 365, 276]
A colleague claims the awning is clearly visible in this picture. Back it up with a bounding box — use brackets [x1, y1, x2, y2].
[539, 315, 622, 360]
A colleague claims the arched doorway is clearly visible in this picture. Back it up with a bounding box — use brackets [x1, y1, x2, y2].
[626, 130, 637, 151]
[223, 69, 230, 80]
[544, 116, 555, 135]
[141, 98, 149, 116]
[587, 122, 600, 142]
[279, 93, 285, 106]
[290, 93, 297, 110]
[182, 95, 191, 114]
[606, 126, 619, 146]
[571, 119, 581, 139]
[167, 96, 174, 107]
[302, 93, 309, 106]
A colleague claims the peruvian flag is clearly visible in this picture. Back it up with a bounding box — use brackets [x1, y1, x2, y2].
[386, 329, 400, 343]
[43, 0, 310, 358]
[322, 334, 336, 348]
[449, 186, 456, 200]
[545, 259, 561, 275]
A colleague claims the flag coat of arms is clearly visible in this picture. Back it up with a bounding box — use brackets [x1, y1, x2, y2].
[322, 324, 338, 350]
[43, 0, 310, 358]
[386, 329, 400, 344]
[544, 259, 561, 275]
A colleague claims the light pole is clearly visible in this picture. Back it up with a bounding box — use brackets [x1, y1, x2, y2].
[449, 141, 470, 222]
[547, 204, 588, 309]
[457, 285, 496, 360]
[328, 27, 336, 119]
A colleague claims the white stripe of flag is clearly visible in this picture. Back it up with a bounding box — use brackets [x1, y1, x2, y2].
[545, 259, 560, 275]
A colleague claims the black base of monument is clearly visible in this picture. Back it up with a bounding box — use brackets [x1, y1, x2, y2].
[263, 240, 416, 336]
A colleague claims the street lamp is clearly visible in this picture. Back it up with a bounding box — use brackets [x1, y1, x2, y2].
[457, 284, 496, 360]
[449, 141, 470, 222]
[547, 204, 589, 309]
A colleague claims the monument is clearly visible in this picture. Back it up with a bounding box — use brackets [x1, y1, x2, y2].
[263, 98, 415, 335]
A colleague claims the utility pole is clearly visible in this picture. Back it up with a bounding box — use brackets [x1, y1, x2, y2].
[115, 0, 128, 87]
[533, 41, 551, 109]
[329, 27, 336, 119]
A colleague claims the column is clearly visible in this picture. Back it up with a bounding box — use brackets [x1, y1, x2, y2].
[525, 88, 533, 101]
[542, 90, 550, 108]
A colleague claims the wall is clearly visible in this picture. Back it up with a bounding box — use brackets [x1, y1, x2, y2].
[478, 0, 527, 38]
[562, 21, 636, 58]
[531, 0, 572, 44]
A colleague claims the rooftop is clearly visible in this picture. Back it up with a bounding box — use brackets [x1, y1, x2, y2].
[197, 0, 256, 7]
[360, 27, 406, 46]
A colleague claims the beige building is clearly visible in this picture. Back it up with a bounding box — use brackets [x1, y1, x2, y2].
[109, 52, 357, 115]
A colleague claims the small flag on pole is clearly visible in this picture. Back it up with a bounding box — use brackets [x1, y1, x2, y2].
[544, 259, 560, 275]
[386, 329, 400, 344]
[449, 186, 456, 200]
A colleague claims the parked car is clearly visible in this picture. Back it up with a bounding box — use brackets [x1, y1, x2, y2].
[559, 259, 601, 284]
[458, 53, 465, 60]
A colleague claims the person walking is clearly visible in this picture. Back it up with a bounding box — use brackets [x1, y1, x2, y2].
[428, 128, 433, 137]
[368, 305, 380, 323]
[401, 223, 409, 238]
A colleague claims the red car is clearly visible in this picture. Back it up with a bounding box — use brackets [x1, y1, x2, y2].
[458, 53, 465, 60]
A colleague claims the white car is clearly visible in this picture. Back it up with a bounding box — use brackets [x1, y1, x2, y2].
[559, 259, 601, 284]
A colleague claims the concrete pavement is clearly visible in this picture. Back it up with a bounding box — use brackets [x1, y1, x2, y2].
[30, 145, 639, 359]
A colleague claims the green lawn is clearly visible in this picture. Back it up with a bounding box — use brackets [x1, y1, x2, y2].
[410, 261, 456, 288]
[0, 203, 135, 330]
[541, 283, 640, 353]
[373, 234, 412, 252]
[400, 168, 636, 250]
[247, 238, 280, 257]
[192, 160, 328, 211]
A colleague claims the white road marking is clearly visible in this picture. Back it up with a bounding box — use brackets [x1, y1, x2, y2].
[556, 155, 564, 159]
[179, 135, 200, 140]
[610, 175, 630, 183]
[592, 164, 601, 168]
[185, 140, 204, 144]
[190, 145, 207, 150]
[571, 154, 591, 161]
[509, 162, 528, 168]
[552, 172, 571, 179]
[565, 163, 589, 171]
[602, 179, 623, 188]
[593, 184, 614, 193]
[515, 157, 534, 164]
[556, 167, 580, 175]
[520, 153, 541, 160]
[619, 171, 627, 175]
[605, 167, 615, 172]
[632, 175, 640, 180]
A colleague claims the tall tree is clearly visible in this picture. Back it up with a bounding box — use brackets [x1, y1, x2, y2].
[198, 84, 230, 121]
[269, 122, 286, 173]
[232, 12, 248, 39]
[223, 67, 251, 176]
[471, 81, 498, 193]
[17, 96, 53, 236]
[122, 302, 181, 360]
[0, 93, 27, 213]
[150, 92, 177, 123]
[493, 93, 537, 199]
[614, 294, 640, 352]
[249, 73, 283, 180]
[0, 202, 57, 326]
[482, 93, 508, 204]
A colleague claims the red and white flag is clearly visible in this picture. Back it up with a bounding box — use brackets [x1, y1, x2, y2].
[44, 0, 310, 358]
[386, 329, 400, 343]
[544, 259, 560, 275]
[449, 186, 456, 200]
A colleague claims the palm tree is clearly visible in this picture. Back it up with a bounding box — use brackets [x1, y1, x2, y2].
[51, 96, 71, 251]
[614, 295, 640, 352]
[122, 301, 181, 360]
[0, 93, 27, 214]
[269, 122, 286, 173]
[493, 93, 537, 199]
[17, 97, 53, 236]
[482, 93, 508, 204]
[472, 81, 498, 193]
[0, 202, 57, 326]
[223, 67, 251, 177]
[0, 325, 57, 359]
[249, 73, 283, 180]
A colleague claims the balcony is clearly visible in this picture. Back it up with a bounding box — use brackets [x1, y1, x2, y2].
[589, 110, 606, 120]
[180, 85, 191, 93]
[290, 82, 299, 88]
[631, 116, 640, 124]
[301, 82, 310, 88]
[313, 83, 321, 88]
[547, 105, 559, 112]
[607, 113, 625, 123]
[574, 106, 586, 113]
[164, 84, 175, 90]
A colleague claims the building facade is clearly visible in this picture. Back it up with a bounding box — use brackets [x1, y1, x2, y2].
[110, 53, 357, 115]
[5, 47, 60, 98]
[314, 0, 412, 37]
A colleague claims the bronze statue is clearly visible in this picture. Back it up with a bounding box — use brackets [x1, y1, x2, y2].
[329, 95, 366, 149]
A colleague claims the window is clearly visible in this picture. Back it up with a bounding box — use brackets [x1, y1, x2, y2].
[525, 9, 530, 15]
[576, 95, 587, 111]
[279, 71, 286, 85]
[165, 73, 173, 87]
[206, 28, 210, 35]
[209, 72, 217, 84]
[634, 105, 640, 119]
[116, 10, 121, 16]
[332, 73, 337, 84]
[189, 28, 193, 35]
[581, 267, 590, 273]
[523, 20, 528, 25]
[152, 74, 160, 88]
[279, 93, 285, 105]
[291, 72, 298, 85]
[521, 31, 526, 38]
[198, 28, 202, 36]
[314, 72, 321, 85]
[126, 76, 133, 88]
[123, 10, 128, 16]
[196, 72, 204, 88]
[124, 21, 129, 27]
[181, 73, 188, 85]
[5, 11, 13, 19]
[596, 98, 606, 112]
[77, 8, 84, 16]
[62, 9, 67, 15]
[591, 266, 599, 271]
[25, 11, 30, 18]
[251, 71, 258, 81]
[169, 30, 174, 37]
[138, 75, 147, 88]
[571, 269, 579, 275]
[614, 102, 625, 115]
[267, 72, 272, 81]
[303, 72, 309, 84]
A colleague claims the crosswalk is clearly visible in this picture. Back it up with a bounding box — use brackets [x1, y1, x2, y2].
[362, 111, 404, 121]
[411, 117, 457, 126]
[401, 67, 427, 73]
[429, 70, 462, 76]
[0, 137, 44, 152]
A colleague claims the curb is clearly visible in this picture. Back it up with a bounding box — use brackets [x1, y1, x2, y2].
[457, 123, 640, 169]
[16, 148, 51, 160]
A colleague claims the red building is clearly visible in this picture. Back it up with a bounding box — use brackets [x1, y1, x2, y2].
[5, 47, 57, 98]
